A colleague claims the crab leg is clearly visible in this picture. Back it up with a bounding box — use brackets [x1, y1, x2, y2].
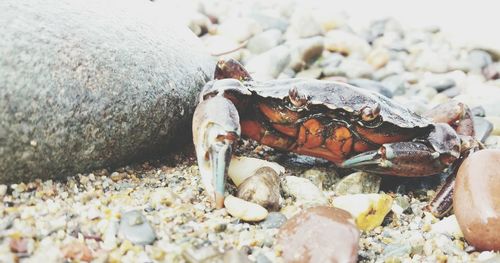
[424, 102, 489, 217]
[192, 96, 240, 208]
[426, 135, 483, 217]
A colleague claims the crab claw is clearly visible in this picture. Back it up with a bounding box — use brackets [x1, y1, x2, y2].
[341, 142, 453, 176]
[193, 96, 240, 208]
[342, 124, 460, 176]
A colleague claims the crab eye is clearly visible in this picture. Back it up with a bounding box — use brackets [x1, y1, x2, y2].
[361, 103, 381, 122]
[288, 87, 309, 108]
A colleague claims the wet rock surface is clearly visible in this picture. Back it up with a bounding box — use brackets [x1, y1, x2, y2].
[0, 0, 214, 183]
[277, 206, 359, 263]
[454, 149, 500, 251]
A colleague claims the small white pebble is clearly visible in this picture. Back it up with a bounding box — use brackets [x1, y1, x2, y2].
[0, 185, 7, 197]
[224, 195, 268, 222]
[431, 215, 463, 238]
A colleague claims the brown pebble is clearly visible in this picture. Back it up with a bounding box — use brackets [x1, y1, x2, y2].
[10, 238, 28, 253]
[454, 149, 500, 251]
[277, 206, 359, 263]
[61, 241, 94, 262]
[237, 167, 281, 211]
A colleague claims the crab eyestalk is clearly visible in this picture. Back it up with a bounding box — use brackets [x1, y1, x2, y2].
[193, 96, 240, 208]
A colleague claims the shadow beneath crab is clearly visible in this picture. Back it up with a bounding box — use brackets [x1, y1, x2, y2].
[270, 148, 446, 199]
[379, 173, 447, 197]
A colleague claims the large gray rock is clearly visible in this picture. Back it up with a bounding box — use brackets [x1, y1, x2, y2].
[0, 0, 215, 182]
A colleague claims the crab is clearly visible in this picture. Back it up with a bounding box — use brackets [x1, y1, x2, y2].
[192, 59, 487, 215]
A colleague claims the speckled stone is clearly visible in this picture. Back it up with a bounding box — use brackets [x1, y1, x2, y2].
[0, 0, 214, 183]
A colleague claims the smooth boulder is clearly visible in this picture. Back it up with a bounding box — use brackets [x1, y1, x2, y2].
[0, 0, 214, 182]
[454, 149, 500, 251]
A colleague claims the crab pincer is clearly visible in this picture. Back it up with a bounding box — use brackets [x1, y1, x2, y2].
[192, 59, 252, 208]
[192, 94, 240, 208]
[341, 123, 461, 177]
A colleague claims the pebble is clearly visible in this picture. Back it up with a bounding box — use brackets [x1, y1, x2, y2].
[295, 67, 322, 79]
[416, 86, 438, 101]
[485, 136, 500, 149]
[454, 149, 500, 251]
[255, 253, 273, 263]
[249, 12, 289, 32]
[348, 78, 393, 98]
[485, 116, 500, 135]
[288, 36, 324, 71]
[484, 63, 500, 80]
[0, 184, 7, 197]
[454, 82, 500, 117]
[247, 29, 283, 54]
[259, 212, 287, 229]
[474, 117, 494, 142]
[187, 12, 212, 37]
[441, 86, 462, 98]
[203, 35, 242, 60]
[373, 60, 405, 80]
[9, 237, 29, 254]
[381, 75, 409, 96]
[467, 49, 493, 72]
[332, 193, 393, 231]
[325, 29, 371, 57]
[224, 195, 268, 222]
[406, 48, 449, 73]
[302, 168, 331, 190]
[223, 248, 251, 263]
[426, 78, 456, 92]
[118, 210, 156, 245]
[391, 195, 410, 215]
[322, 64, 347, 78]
[477, 252, 500, 262]
[61, 241, 94, 262]
[383, 242, 412, 259]
[102, 219, 119, 250]
[366, 18, 403, 44]
[311, 9, 347, 32]
[334, 171, 382, 195]
[429, 93, 450, 107]
[277, 206, 359, 263]
[183, 246, 222, 263]
[237, 167, 281, 211]
[217, 17, 262, 42]
[228, 156, 285, 187]
[366, 48, 390, 69]
[244, 45, 291, 80]
[149, 188, 180, 209]
[431, 215, 463, 238]
[283, 176, 328, 206]
[318, 52, 344, 68]
[338, 59, 374, 79]
[285, 8, 323, 40]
